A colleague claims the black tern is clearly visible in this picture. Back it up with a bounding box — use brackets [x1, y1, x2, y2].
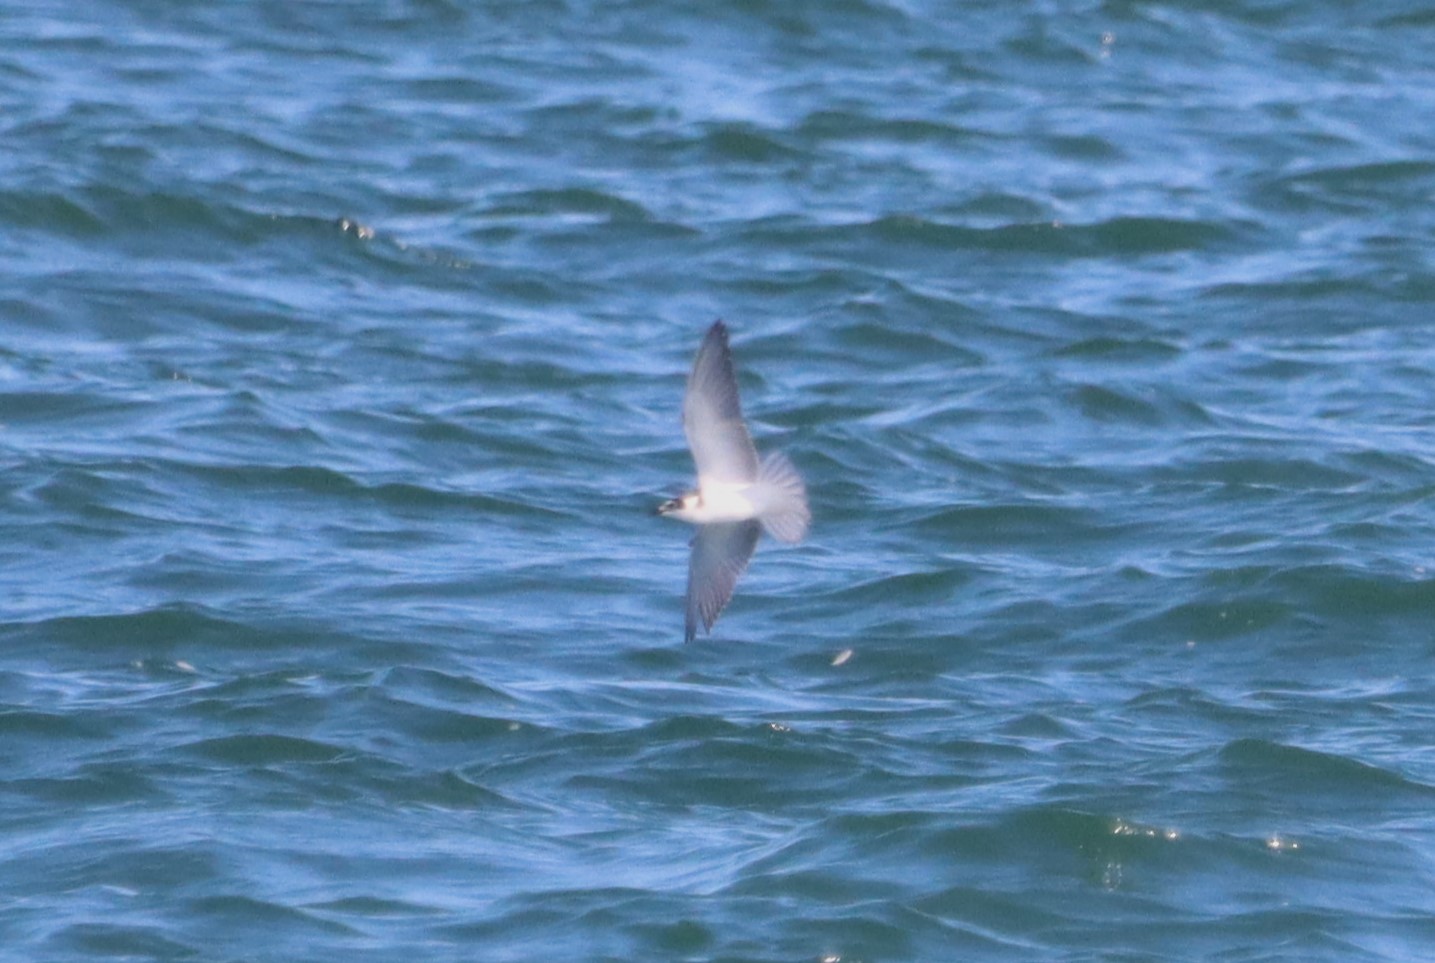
[658, 320, 810, 642]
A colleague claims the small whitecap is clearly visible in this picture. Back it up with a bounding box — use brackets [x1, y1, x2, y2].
[1266, 835, 1299, 852]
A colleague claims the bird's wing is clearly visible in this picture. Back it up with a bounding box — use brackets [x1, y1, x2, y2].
[683, 320, 759, 486]
[685, 519, 761, 642]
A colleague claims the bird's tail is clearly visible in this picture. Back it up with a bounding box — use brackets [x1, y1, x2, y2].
[754, 450, 810, 544]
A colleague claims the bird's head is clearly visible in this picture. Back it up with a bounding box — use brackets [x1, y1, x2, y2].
[655, 492, 700, 517]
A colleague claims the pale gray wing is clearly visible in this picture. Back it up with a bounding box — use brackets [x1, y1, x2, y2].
[685, 519, 761, 642]
[683, 321, 759, 485]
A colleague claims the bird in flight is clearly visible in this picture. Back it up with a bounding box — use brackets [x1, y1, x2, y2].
[657, 320, 809, 642]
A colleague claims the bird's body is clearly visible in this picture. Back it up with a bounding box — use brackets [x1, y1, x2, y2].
[661, 482, 759, 526]
[658, 321, 809, 642]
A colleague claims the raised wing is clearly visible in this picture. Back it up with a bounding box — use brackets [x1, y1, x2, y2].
[685, 519, 761, 642]
[683, 321, 759, 486]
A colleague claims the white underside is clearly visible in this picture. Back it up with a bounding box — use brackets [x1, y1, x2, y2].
[670, 451, 811, 546]
[670, 480, 760, 524]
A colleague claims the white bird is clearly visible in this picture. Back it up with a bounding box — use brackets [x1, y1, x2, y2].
[657, 320, 809, 642]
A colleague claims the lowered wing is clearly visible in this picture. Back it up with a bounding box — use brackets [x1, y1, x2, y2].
[684, 519, 761, 642]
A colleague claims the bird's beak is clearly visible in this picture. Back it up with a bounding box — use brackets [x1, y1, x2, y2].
[655, 498, 680, 516]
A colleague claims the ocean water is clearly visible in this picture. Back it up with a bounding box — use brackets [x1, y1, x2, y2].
[3, 1, 1435, 960]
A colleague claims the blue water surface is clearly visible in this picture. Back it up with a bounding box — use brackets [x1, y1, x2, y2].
[3, 1, 1435, 960]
